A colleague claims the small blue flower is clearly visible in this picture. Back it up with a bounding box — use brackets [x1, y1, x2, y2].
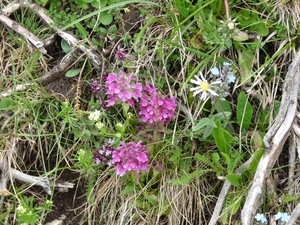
[223, 62, 231, 66]
[281, 212, 290, 222]
[227, 73, 236, 83]
[275, 212, 283, 220]
[255, 213, 267, 223]
[275, 212, 290, 222]
[210, 67, 220, 76]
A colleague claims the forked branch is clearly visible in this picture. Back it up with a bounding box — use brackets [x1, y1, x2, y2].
[241, 49, 300, 225]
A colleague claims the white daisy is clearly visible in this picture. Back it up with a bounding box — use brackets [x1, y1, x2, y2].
[190, 72, 221, 101]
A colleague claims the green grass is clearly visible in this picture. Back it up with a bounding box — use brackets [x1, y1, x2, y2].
[0, 0, 300, 224]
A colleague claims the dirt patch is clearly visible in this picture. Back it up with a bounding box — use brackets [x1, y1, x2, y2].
[44, 76, 77, 102]
[44, 170, 87, 225]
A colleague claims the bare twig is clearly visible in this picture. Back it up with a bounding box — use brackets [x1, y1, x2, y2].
[241, 49, 300, 225]
[209, 153, 256, 225]
[25, 2, 103, 71]
[0, 13, 47, 53]
[9, 168, 75, 195]
[36, 52, 75, 85]
[1, 0, 104, 71]
[286, 203, 300, 225]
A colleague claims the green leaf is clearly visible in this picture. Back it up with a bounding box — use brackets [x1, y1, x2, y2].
[227, 150, 244, 174]
[203, 125, 214, 139]
[215, 100, 232, 114]
[238, 50, 254, 84]
[233, 30, 249, 41]
[122, 102, 130, 118]
[226, 174, 241, 187]
[0, 98, 16, 110]
[66, 68, 81, 77]
[62, 0, 159, 31]
[213, 120, 233, 155]
[212, 152, 224, 169]
[229, 196, 243, 214]
[282, 194, 298, 203]
[247, 148, 264, 175]
[212, 152, 220, 161]
[143, 192, 158, 206]
[61, 39, 71, 53]
[169, 147, 181, 165]
[100, 11, 113, 25]
[91, 0, 107, 8]
[121, 184, 135, 195]
[193, 117, 216, 132]
[251, 22, 269, 36]
[180, 157, 191, 174]
[75, 22, 88, 38]
[195, 153, 223, 172]
[253, 131, 264, 149]
[237, 91, 253, 131]
[211, 111, 232, 122]
[220, 152, 231, 165]
[170, 169, 208, 185]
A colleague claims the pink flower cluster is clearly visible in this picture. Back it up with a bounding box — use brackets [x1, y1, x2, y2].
[105, 71, 176, 124]
[139, 84, 176, 124]
[111, 141, 149, 176]
[105, 71, 143, 107]
[93, 144, 114, 166]
[90, 79, 101, 93]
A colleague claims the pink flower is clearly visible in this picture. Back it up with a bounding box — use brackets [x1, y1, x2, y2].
[90, 79, 101, 93]
[105, 71, 143, 107]
[116, 48, 127, 61]
[139, 84, 176, 124]
[111, 141, 149, 176]
[93, 142, 115, 166]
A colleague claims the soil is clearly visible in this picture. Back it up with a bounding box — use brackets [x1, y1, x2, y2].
[43, 170, 87, 225]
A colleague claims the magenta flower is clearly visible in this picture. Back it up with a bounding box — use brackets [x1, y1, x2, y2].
[115, 48, 127, 61]
[111, 141, 149, 176]
[139, 84, 176, 124]
[105, 71, 143, 107]
[90, 79, 101, 93]
[93, 143, 115, 166]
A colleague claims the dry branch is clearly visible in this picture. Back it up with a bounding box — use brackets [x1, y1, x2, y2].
[1, 0, 104, 71]
[0, 13, 47, 53]
[25, 2, 103, 71]
[287, 203, 300, 225]
[208, 153, 257, 225]
[241, 49, 300, 225]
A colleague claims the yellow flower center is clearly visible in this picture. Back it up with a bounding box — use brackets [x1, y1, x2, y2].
[200, 81, 210, 92]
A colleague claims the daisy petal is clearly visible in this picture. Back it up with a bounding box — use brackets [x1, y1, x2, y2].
[208, 89, 218, 96]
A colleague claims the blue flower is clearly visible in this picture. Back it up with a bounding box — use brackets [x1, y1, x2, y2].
[275, 212, 290, 222]
[227, 73, 236, 83]
[275, 212, 283, 220]
[223, 62, 231, 66]
[255, 213, 267, 223]
[281, 212, 290, 222]
[210, 67, 220, 76]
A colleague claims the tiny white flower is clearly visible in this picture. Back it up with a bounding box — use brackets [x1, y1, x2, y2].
[274, 212, 283, 220]
[210, 67, 220, 76]
[255, 213, 267, 223]
[227, 73, 236, 83]
[280, 212, 290, 222]
[227, 22, 235, 30]
[17, 205, 26, 214]
[95, 122, 105, 130]
[190, 72, 221, 101]
[88, 110, 101, 121]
